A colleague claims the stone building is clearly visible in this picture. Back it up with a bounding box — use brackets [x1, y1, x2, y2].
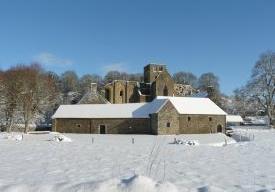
[104, 64, 196, 104]
[78, 83, 109, 104]
[52, 96, 227, 135]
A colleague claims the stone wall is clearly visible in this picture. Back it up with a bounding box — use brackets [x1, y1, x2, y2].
[144, 64, 167, 83]
[54, 118, 151, 134]
[105, 81, 138, 104]
[151, 100, 180, 135]
[152, 73, 174, 99]
[179, 114, 226, 134]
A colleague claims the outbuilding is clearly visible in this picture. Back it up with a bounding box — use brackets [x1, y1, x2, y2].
[226, 115, 243, 126]
[52, 96, 227, 135]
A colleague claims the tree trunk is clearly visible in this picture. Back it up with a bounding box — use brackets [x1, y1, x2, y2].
[24, 119, 29, 133]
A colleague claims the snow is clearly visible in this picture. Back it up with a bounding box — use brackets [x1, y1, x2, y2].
[226, 115, 243, 123]
[52, 97, 226, 119]
[52, 103, 148, 118]
[0, 130, 275, 191]
[0, 133, 24, 141]
[52, 99, 168, 119]
[157, 96, 227, 115]
[50, 134, 72, 142]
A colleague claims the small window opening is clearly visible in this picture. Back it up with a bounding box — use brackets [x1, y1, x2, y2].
[120, 90, 123, 96]
[76, 124, 81, 128]
[166, 122, 170, 128]
[188, 117, 191, 121]
[209, 117, 212, 121]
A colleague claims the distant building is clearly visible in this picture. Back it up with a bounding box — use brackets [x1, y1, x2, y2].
[78, 83, 109, 104]
[104, 64, 196, 104]
[52, 96, 226, 135]
[226, 115, 243, 126]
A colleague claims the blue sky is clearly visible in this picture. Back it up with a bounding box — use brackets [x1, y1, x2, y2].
[0, 0, 275, 95]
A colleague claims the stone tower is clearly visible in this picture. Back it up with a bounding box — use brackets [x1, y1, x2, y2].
[144, 64, 167, 83]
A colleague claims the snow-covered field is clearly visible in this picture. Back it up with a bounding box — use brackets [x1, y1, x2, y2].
[0, 128, 275, 192]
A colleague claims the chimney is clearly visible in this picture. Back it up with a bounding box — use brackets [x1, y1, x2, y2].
[91, 83, 97, 94]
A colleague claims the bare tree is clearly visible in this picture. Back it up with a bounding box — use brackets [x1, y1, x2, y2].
[198, 72, 220, 91]
[198, 72, 221, 106]
[79, 74, 102, 94]
[247, 51, 275, 125]
[173, 72, 198, 87]
[104, 71, 123, 83]
[61, 70, 79, 93]
[4, 64, 59, 133]
[1, 68, 22, 132]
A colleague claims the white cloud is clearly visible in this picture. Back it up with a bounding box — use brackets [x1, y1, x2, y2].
[102, 63, 128, 73]
[33, 52, 73, 66]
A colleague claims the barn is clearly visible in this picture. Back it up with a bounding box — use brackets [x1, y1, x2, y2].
[52, 96, 227, 135]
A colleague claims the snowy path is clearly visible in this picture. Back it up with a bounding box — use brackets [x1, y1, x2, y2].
[0, 131, 275, 191]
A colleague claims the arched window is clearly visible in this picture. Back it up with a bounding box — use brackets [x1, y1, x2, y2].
[163, 86, 168, 96]
[120, 90, 123, 96]
[217, 124, 222, 133]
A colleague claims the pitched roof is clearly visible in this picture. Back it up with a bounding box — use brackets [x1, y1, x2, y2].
[52, 96, 226, 119]
[52, 99, 167, 119]
[156, 96, 227, 115]
[78, 91, 109, 104]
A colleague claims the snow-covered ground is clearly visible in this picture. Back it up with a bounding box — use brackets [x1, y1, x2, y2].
[0, 128, 275, 192]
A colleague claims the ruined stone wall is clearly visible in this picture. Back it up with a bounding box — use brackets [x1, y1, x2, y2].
[54, 118, 151, 134]
[125, 81, 137, 103]
[105, 81, 139, 104]
[152, 73, 174, 98]
[144, 64, 167, 83]
[105, 84, 113, 103]
[179, 114, 226, 134]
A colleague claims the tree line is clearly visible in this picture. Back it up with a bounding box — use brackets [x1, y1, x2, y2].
[0, 51, 274, 132]
[0, 64, 222, 132]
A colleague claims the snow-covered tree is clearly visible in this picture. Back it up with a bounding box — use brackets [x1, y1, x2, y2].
[2, 64, 59, 132]
[247, 51, 275, 125]
[173, 72, 198, 88]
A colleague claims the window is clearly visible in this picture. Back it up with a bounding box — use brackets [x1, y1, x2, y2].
[209, 117, 212, 121]
[166, 122, 171, 128]
[159, 66, 163, 71]
[120, 90, 123, 96]
[76, 124, 81, 128]
[188, 117, 191, 121]
[163, 86, 168, 96]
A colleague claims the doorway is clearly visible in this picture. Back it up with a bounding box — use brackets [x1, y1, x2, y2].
[217, 124, 222, 133]
[99, 125, 106, 134]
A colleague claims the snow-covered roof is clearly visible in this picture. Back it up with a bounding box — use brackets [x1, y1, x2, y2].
[157, 96, 227, 115]
[52, 99, 167, 119]
[52, 96, 226, 119]
[226, 115, 244, 123]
